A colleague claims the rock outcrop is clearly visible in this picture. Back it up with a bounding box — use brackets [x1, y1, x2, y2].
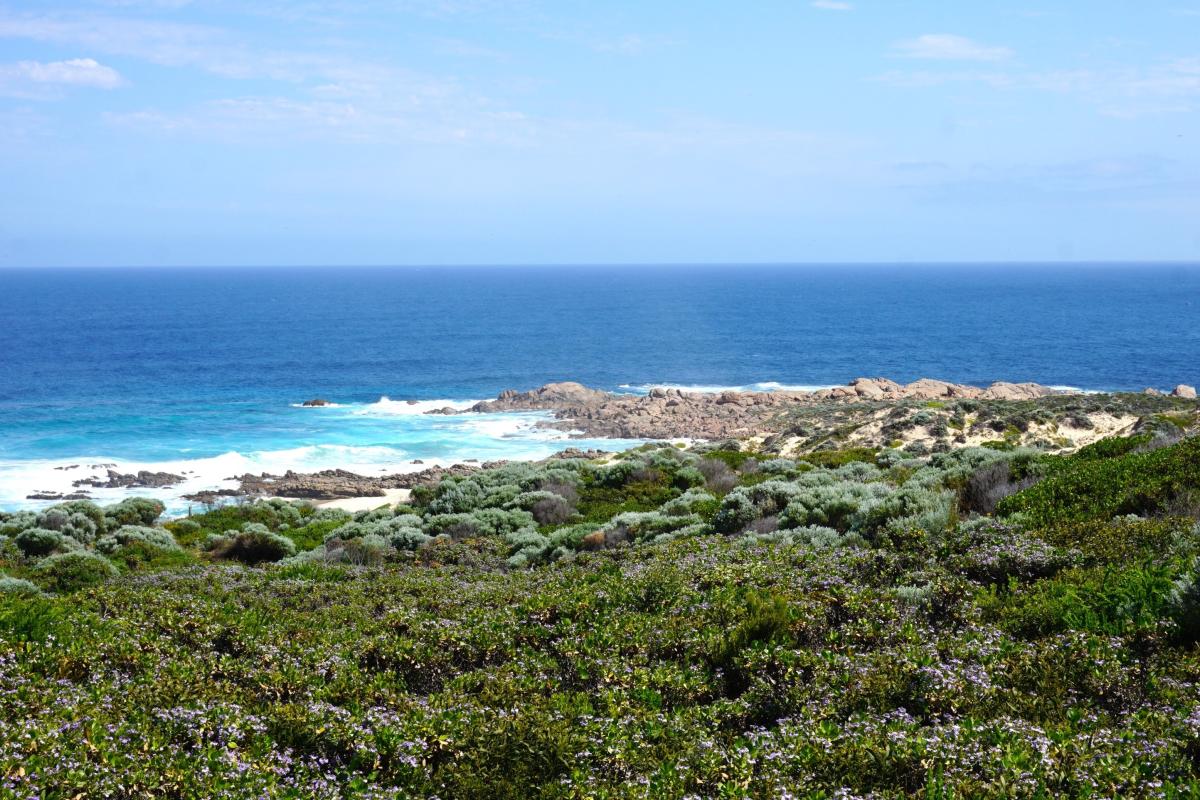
[25, 491, 92, 501]
[73, 469, 183, 489]
[1172, 385, 1198, 399]
[464, 378, 1063, 441]
[189, 463, 496, 504]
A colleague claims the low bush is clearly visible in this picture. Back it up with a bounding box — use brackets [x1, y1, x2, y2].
[15, 527, 81, 558]
[801, 447, 878, 468]
[997, 436, 1200, 525]
[0, 575, 41, 596]
[95, 525, 181, 555]
[32, 551, 119, 593]
[103, 498, 166, 528]
[209, 524, 298, 565]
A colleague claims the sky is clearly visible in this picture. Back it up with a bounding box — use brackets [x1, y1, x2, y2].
[0, 1, 1198, 266]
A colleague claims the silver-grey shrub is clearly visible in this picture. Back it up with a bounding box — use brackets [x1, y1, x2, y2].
[15, 528, 82, 558]
[712, 480, 804, 533]
[0, 575, 41, 596]
[0, 511, 37, 537]
[659, 489, 716, 517]
[95, 525, 181, 555]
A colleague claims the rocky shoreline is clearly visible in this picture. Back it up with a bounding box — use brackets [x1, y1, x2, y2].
[97, 378, 1199, 507]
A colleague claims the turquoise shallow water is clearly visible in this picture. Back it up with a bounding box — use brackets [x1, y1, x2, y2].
[0, 264, 1197, 511]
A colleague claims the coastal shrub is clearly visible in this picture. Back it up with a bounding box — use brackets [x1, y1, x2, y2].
[95, 525, 180, 555]
[539, 481, 580, 503]
[104, 498, 165, 528]
[945, 520, 1075, 584]
[672, 465, 707, 490]
[0, 575, 41, 596]
[15, 528, 81, 558]
[507, 491, 576, 525]
[35, 507, 99, 543]
[997, 435, 1200, 525]
[209, 525, 297, 565]
[32, 551, 118, 593]
[713, 480, 805, 534]
[1037, 516, 1198, 565]
[505, 529, 552, 567]
[1072, 433, 1154, 462]
[987, 564, 1182, 636]
[332, 533, 393, 566]
[775, 479, 956, 541]
[0, 511, 37, 537]
[428, 479, 486, 515]
[752, 524, 866, 550]
[697, 458, 738, 493]
[802, 447, 878, 468]
[387, 527, 433, 551]
[778, 483, 892, 533]
[659, 488, 719, 518]
[325, 513, 425, 543]
[601, 511, 705, 544]
[960, 458, 1042, 514]
[425, 508, 534, 539]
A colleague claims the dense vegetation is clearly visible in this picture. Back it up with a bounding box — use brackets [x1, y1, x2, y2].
[3, 418, 1200, 797]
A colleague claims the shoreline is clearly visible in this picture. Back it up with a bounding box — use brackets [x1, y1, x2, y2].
[2, 378, 1195, 513]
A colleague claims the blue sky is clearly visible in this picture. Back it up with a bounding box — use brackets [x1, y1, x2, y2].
[1, 1, 1198, 266]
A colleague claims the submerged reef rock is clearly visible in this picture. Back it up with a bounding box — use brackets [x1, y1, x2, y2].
[209, 463, 492, 503]
[73, 470, 183, 490]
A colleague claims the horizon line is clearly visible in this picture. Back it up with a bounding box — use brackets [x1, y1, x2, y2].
[3, 259, 1200, 270]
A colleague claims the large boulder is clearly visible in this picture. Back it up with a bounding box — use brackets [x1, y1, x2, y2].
[850, 377, 903, 399]
[980, 382, 1057, 401]
[1172, 384, 1198, 399]
[905, 379, 964, 399]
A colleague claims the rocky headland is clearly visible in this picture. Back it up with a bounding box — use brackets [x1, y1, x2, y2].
[239, 378, 1197, 506]
[460, 377, 1199, 456]
[458, 378, 1078, 441]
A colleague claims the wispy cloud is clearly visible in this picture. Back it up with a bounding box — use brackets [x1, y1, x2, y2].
[811, 1, 854, 11]
[876, 57, 1200, 116]
[892, 34, 1013, 62]
[0, 57, 124, 98]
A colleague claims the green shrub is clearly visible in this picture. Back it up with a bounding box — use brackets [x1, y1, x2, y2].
[801, 447, 878, 468]
[103, 498, 165, 528]
[986, 564, 1181, 636]
[1071, 433, 1153, 462]
[1038, 516, 1198, 565]
[997, 436, 1200, 525]
[32, 551, 118, 593]
[0, 594, 67, 641]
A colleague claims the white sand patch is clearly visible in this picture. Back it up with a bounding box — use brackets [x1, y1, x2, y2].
[275, 488, 412, 513]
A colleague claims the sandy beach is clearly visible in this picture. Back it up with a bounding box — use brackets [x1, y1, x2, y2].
[275, 488, 412, 513]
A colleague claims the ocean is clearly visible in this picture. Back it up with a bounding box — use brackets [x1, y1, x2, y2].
[1, 264, 1197, 512]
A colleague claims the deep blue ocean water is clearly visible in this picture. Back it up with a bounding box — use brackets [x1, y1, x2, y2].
[1, 264, 1197, 511]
